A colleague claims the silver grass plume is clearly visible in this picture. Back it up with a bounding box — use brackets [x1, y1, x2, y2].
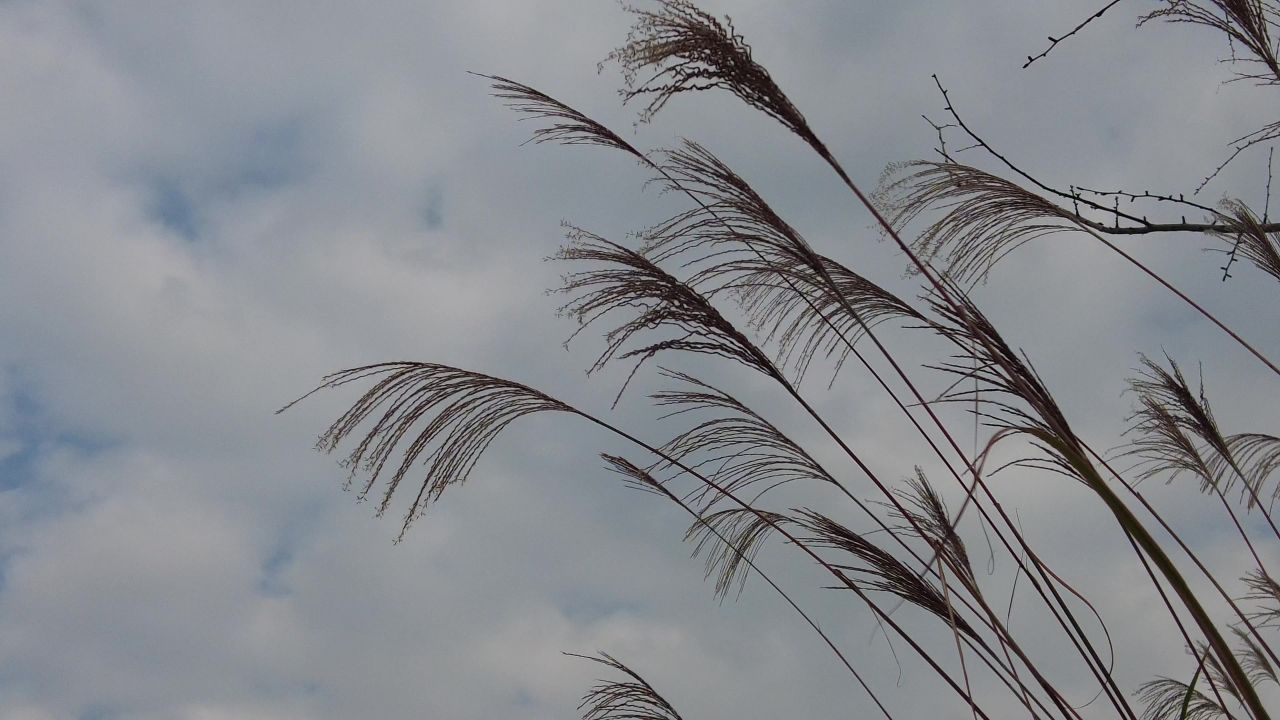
[649, 140, 922, 379]
[481, 79, 920, 381]
[602, 454, 773, 600]
[651, 370, 836, 511]
[1140, 0, 1280, 84]
[1216, 434, 1280, 510]
[685, 507, 790, 600]
[571, 652, 685, 720]
[876, 161, 1077, 284]
[1137, 666, 1231, 720]
[280, 363, 570, 539]
[601, 453, 669, 498]
[1235, 627, 1279, 687]
[606, 0, 817, 148]
[476, 73, 646, 160]
[1125, 354, 1280, 512]
[553, 226, 777, 402]
[1138, 632, 1276, 720]
[1244, 569, 1280, 627]
[926, 282, 1081, 476]
[795, 508, 978, 638]
[1122, 354, 1239, 493]
[1215, 199, 1280, 283]
[891, 469, 978, 588]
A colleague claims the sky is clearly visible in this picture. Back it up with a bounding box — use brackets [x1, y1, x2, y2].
[0, 1, 1278, 718]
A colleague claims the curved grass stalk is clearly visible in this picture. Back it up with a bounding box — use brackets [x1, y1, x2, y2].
[602, 6, 1276, 713]
[477, 80, 1096, 679]
[290, 6, 1280, 720]
[522, 58, 1152, 712]
[490, 23, 1150, 720]
[287, 361, 1007, 718]
[600, 456, 897, 720]
[572, 652, 685, 720]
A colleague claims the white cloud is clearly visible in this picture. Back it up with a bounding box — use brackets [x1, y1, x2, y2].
[0, 1, 1276, 718]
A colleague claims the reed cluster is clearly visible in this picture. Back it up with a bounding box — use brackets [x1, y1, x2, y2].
[287, 2, 1280, 718]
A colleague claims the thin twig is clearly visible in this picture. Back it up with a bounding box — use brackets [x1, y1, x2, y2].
[929, 75, 1280, 377]
[929, 75, 1259, 235]
[1023, 0, 1126, 69]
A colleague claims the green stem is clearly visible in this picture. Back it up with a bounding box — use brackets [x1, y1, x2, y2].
[1053, 436, 1269, 720]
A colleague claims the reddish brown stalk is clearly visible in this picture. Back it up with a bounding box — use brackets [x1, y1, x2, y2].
[480, 77, 1107, 711]
[600, 455, 898, 720]
[573, 412, 998, 720]
[572, 652, 685, 720]
[1087, 444, 1280, 672]
[479, 81, 1051, 662]
[1124, 355, 1280, 568]
[616, 44, 1141, 712]
[767, 60, 1264, 720]
[811, 159, 1143, 717]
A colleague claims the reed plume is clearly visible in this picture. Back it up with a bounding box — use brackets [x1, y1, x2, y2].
[1215, 199, 1280, 283]
[572, 652, 685, 720]
[280, 362, 571, 538]
[1123, 354, 1238, 491]
[877, 161, 1078, 284]
[795, 508, 977, 639]
[1217, 434, 1280, 509]
[475, 73, 646, 160]
[1244, 570, 1280, 626]
[685, 506, 789, 600]
[651, 370, 836, 510]
[648, 140, 922, 378]
[553, 225, 776, 400]
[892, 469, 978, 588]
[1140, 0, 1280, 84]
[607, 0, 816, 146]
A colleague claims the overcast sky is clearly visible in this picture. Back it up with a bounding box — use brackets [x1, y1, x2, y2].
[1, 1, 1278, 719]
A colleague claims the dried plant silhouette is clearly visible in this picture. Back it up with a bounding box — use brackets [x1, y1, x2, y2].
[572, 652, 685, 720]
[284, 2, 1280, 718]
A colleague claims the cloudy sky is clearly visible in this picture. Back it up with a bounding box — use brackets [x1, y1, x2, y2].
[1, 1, 1278, 718]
